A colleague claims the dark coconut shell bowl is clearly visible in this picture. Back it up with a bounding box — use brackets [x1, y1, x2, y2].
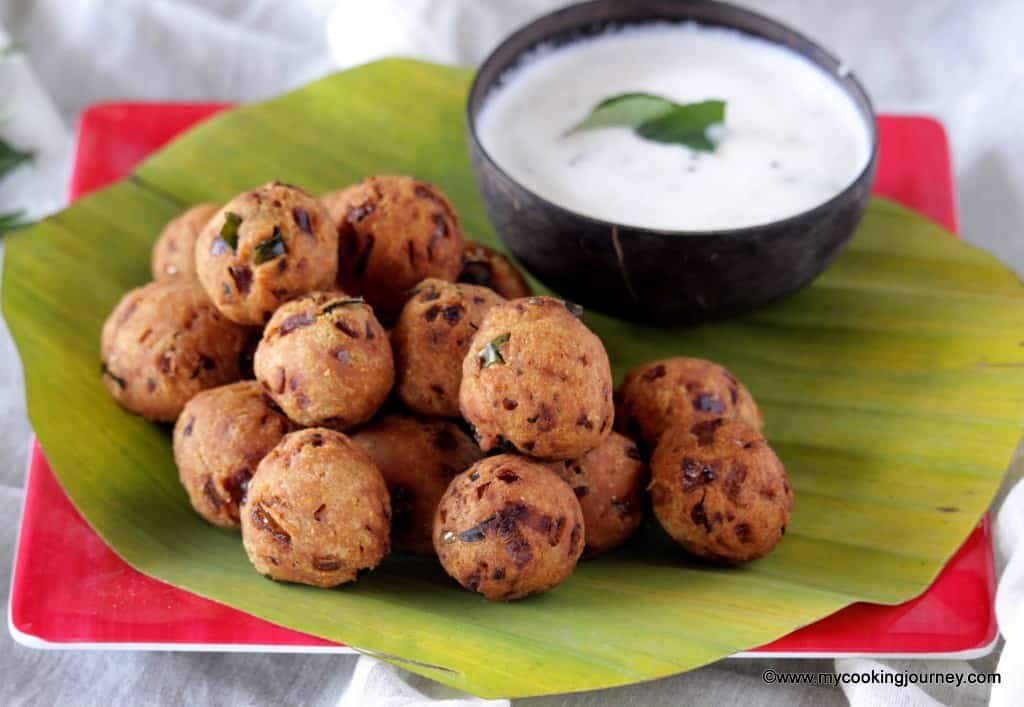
[466, 0, 878, 324]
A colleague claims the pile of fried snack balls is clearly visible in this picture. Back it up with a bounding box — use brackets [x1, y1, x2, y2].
[100, 177, 793, 601]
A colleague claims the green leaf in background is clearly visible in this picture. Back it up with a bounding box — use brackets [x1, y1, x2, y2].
[0, 136, 33, 178]
[3, 60, 1024, 698]
[2, 45, 35, 227]
[566, 93, 725, 151]
[1, 42, 25, 59]
[0, 210, 32, 238]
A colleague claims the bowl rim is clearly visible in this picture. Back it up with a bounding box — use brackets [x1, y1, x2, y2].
[465, 0, 880, 239]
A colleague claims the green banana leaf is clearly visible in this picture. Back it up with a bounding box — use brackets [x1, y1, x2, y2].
[4, 59, 1023, 698]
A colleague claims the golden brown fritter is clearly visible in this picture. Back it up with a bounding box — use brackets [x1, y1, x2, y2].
[457, 241, 532, 300]
[173, 381, 293, 529]
[459, 296, 613, 460]
[392, 278, 505, 417]
[433, 455, 584, 601]
[548, 432, 647, 556]
[100, 279, 251, 422]
[195, 181, 338, 325]
[323, 176, 465, 321]
[241, 428, 391, 587]
[151, 203, 219, 280]
[616, 357, 763, 451]
[352, 414, 482, 555]
[253, 291, 393, 430]
[649, 418, 791, 563]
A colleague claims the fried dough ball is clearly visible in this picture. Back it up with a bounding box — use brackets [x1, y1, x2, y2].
[616, 357, 763, 451]
[241, 428, 391, 587]
[100, 279, 250, 422]
[323, 176, 465, 320]
[253, 291, 393, 430]
[649, 418, 792, 563]
[195, 181, 338, 325]
[173, 381, 293, 529]
[459, 296, 613, 460]
[457, 241, 532, 299]
[392, 278, 505, 417]
[433, 455, 584, 601]
[151, 203, 219, 280]
[352, 414, 483, 555]
[548, 432, 648, 556]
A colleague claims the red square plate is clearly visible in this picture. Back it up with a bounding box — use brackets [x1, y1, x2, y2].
[8, 105, 997, 658]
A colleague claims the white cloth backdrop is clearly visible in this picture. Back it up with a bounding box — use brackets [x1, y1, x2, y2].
[1, 1, 1022, 705]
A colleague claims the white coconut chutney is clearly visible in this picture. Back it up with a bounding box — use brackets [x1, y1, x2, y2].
[476, 23, 872, 231]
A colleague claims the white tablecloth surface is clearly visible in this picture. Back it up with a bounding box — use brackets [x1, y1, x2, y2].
[2, 1, 1022, 705]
